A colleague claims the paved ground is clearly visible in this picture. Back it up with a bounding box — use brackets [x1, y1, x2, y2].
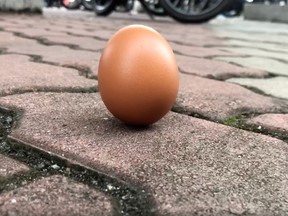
[0, 9, 288, 216]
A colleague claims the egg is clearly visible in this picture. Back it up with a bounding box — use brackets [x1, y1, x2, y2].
[98, 25, 179, 125]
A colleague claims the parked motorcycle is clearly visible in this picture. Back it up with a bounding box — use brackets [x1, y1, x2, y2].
[92, 0, 235, 23]
[92, 0, 165, 17]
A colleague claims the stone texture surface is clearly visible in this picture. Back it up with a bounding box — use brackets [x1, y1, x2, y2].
[228, 77, 288, 100]
[0, 54, 96, 96]
[176, 55, 267, 80]
[219, 47, 288, 62]
[0, 154, 29, 178]
[170, 42, 242, 58]
[0, 175, 113, 216]
[176, 74, 287, 121]
[0, 0, 43, 12]
[247, 114, 288, 134]
[216, 56, 288, 76]
[0, 32, 100, 76]
[0, 93, 288, 215]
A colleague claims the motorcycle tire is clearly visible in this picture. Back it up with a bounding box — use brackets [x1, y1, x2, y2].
[61, 0, 82, 9]
[140, 0, 166, 16]
[159, 0, 232, 23]
[92, 0, 117, 16]
[82, 0, 93, 10]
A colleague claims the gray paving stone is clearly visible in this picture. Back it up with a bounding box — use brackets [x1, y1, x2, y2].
[246, 114, 288, 134]
[216, 56, 288, 76]
[0, 154, 29, 178]
[0, 175, 113, 216]
[170, 42, 242, 58]
[0, 54, 96, 96]
[228, 77, 288, 100]
[3, 27, 68, 38]
[214, 30, 288, 45]
[177, 74, 287, 121]
[219, 47, 288, 62]
[0, 93, 288, 215]
[223, 39, 288, 54]
[176, 55, 267, 80]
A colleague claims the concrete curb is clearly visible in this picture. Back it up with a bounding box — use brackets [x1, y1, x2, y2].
[0, 0, 43, 13]
[244, 4, 288, 23]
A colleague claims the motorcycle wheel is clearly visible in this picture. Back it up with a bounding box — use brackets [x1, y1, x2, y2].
[61, 0, 82, 9]
[140, 0, 166, 16]
[159, 0, 232, 23]
[82, 0, 93, 10]
[92, 0, 117, 16]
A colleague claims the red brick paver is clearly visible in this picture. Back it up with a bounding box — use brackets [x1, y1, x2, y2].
[0, 54, 96, 96]
[0, 93, 287, 215]
[0, 175, 113, 216]
[0, 154, 29, 178]
[247, 113, 288, 134]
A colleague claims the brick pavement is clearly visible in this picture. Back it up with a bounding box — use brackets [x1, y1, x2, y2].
[0, 11, 287, 216]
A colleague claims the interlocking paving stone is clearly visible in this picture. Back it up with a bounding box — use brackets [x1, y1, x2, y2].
[177, 74, 287, 121]
[3, 27, 68, 38]
[216, 56, 288, 76]
[0, 54, 96, 95]
[219, 47, 288, 62]
[222, 39, 288, 54]
[214, 31, 288, 45]
[176, 55, 267, 79]
[0, 93, 288, 215]
[228, 77, 288, 100]
[0, 33, 100, 76]
[39, 34, 107, 51]
[170, 42, 242, 58]
[0, 154, 29, 178]
[246, 114, 288, 134]
[0, 175, 113, 216]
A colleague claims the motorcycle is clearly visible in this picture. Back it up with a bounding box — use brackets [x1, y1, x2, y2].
[92, 0, 166, 17]
[92, 0, 234, 23]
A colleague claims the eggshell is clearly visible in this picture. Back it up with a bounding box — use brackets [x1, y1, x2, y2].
[98, 25, 179, 125]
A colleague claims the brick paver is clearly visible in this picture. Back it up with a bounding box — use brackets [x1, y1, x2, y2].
[176, 55, 267, 80]
[176, 74, 287, 121]
[0, 93, 288, 215]
[0, 175, 113, 216]
[0, 54, 96, 96]
[0, 154, 29, 178]
[228, 77, 288, 100]
[247, 114, 288, 134]
[0, 11, 288, 216]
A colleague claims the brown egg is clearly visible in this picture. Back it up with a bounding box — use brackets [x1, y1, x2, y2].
[98, 25, 179, 125]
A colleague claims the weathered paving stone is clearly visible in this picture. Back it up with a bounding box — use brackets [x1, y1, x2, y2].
[216, 56, 288, 76]
[170, 42, 242, 58]
[176, 74, 287, 121]
[214, 31, 288, 45]
[0, 54, 96, 96]
[0, 175, 113, 216]
[246, 113, 288, 134]
[0, 154, 29, 178]
[39, 34, 107, 51]
[219, 47, 288, 62]
[0, 93, 288, 215]
[176, 55, 267, 80]
[0, 33, 100, 76]
[228, 77, 288, 100]
[221, 39, 288, 54]
[3, 26, 68, 38]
